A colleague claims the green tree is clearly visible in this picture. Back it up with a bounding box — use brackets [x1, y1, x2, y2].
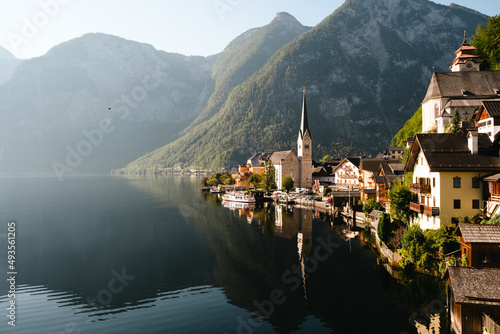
[321, 155, 331, 162]
[449, 109, 462, 134]
[392, 107, 422, 147]
[401, 224, 426, 264]
[282, 176, 294, 193]
[377, 212, 391, 244]
[471, 15, 500, 70]
[362, 199, 382, 216]
[481, 214, 500, 225]
[263, 160, 276, 191]
[248, 173, 263, 188]
[387, 178, 414, 224]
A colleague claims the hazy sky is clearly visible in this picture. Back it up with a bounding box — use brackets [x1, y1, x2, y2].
[0, 0, 498, 59]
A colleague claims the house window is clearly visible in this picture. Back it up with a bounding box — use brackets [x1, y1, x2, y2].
[454, 199, 461, 209]
[305, 145, 309, 149]
[433, 178, 436, 188]
[472, 199, 480, 209]
[453, 177, 461, 188]
[472, 177, 480, 189]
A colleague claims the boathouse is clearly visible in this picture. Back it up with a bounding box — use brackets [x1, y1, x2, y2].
[445, 267, 500, 334]
[456, 223, 500, 268]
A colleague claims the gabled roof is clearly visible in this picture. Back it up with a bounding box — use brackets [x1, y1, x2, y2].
[360, 158, 398, 173]
[445, 267, 500, 305]
[332, 158, 361, 173]
[422, 71, 500, 104]
[458, 223, 500, 244]
[388, 163, 405, 174]
[405, 133, 500, 173]
[477, 101, 500, 121]
[270, 150, 296, 166]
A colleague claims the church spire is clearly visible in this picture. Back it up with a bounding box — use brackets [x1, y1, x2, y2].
[299, 88, 312, 140]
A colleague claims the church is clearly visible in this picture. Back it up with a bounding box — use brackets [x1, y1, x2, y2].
[270, 90, 314, 189]
[421, 32, 500, 134]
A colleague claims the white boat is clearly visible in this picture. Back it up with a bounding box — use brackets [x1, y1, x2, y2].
[222, 192, 256, 204]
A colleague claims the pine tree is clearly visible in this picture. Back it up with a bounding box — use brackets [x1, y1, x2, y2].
[449, 109, 462, 134]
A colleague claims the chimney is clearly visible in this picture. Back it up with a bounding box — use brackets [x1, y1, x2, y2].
[468, 131, 479, 154]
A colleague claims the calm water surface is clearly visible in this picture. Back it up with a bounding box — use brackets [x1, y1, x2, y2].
[0, 176, 446, 333]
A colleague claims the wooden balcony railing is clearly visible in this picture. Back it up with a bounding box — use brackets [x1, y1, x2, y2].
[423, 205, 440, 216]
[411, 202, 439, 216]
[410, 202, 423, 213]
[410, 183, 431, 194]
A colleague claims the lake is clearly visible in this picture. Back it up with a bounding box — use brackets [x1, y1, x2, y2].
[0, 175, 447, 333]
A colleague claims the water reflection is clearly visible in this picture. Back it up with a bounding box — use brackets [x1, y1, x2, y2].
[0, 175, 448, 333]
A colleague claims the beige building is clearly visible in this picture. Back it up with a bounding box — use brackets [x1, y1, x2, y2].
[405, 133, 500, 230]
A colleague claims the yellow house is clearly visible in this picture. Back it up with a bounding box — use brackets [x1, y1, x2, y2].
[405, 133, 500, 230]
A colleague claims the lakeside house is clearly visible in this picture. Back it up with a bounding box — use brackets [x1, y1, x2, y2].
[312, 159, 341, 186]
[375, 162, 405, 204]
[456, 223, 500, 268]
[405, 132, 500, 229]
[444, 267, 500, 334]
[476, 101, 500, 142]
[358, 158, 399, 201]
[332, 158, 361, 188]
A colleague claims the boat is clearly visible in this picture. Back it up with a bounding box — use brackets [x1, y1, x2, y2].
[210, 187, 224, 194]
[222, 191, 256, 204]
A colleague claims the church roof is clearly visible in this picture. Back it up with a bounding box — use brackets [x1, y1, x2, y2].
[422, 71, 500, 104]
[299, 92, 312, 140]
[270, 150, 296, 166]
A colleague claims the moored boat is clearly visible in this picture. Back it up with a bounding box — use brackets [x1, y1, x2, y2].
[222, 192, 256, 204]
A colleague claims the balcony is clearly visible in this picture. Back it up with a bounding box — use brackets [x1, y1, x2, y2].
[410, 202, 439, 216]
[423, 205, 440, 216]
[410, 202, 423, 213]
[410, 183, 431, 194]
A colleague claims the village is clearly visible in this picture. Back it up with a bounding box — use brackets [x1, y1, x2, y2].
[201, 35, 500, 334]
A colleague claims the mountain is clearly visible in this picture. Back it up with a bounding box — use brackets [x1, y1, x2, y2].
[182, 12, 310, 133]
[0, 33, 214, 174]
[0, 46, 22, 84]
[122, 0, 488, 173]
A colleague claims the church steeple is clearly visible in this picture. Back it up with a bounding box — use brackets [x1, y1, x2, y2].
[297, 88, 313, 188]
[299, 88, 312, 140]
[450, 31, 483, 72]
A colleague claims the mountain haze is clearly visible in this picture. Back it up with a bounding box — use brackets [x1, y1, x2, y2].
[0, 33, 213, 174]
[0, 46, 22, 84]
[122, 0, 488, 172]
